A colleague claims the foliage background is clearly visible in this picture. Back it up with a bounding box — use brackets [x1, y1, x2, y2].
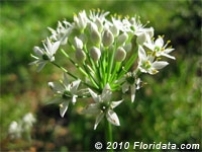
[0, 0, 201, 151]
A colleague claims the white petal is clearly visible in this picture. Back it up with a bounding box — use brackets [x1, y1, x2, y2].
[106, 110, 120, 126]
[71, 95, 77, 104]
[164, 48, 174, 54]
[48, 97, 62, 104]
[122, 82, 129, 93]
[70, 79, 81, 94]
[130, 85, 136, 102]
[155, 37, 164, 48]
[51, 41, 60, 55]
[111, 100, 123, 109]
[88, 88, 99, 102]
[152, 61, 169, 69]
[82, 103, 100, 114]
[63, 73, 69, 86]
[138, 46, 147, 61]
[135, 78, 141, 90]
[94, 113, 104, 130]
[37, 62, 47, 72]
[101, 83, 112, 102]
[59, 101, 69, 117]
[48, 81, 64, 93]
[161, 52, 176, 60]
[33, 46, 44, 57]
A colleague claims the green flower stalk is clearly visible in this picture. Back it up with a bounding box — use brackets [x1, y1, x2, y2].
[30, 9, 175, 146]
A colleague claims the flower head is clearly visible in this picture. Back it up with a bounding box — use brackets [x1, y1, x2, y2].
[31, 9, 176, 131]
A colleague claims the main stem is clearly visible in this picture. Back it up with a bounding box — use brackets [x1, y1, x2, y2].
[106, 120, 113, 152]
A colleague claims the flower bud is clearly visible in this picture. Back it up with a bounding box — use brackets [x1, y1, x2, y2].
[95, 18, 103, 32]
[136, 27, 154, 45]
[136, 33, 147, 45]
[110, 18, 121, 37]
[90, 46, 101, 61]
[115, 47, 126, 62]
[110, 25, 119, 37]
[74, 10, 88, 30]
[117, 32, 128, 46]
[146, 27, 154, 38]
[102, 29, 114, 47]
[90, 22, 101, 45]
[75, 48, 86, 62]
[123, 43, 132, 52]
[74, 36, 83, 49]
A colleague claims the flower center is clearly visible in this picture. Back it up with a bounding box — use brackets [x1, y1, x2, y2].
[143, 60, 151, 69]
[62, 91, 71, 99]
[42, 54, 49, 60]
[126, 76, 135, 84]
[100, 102, 108, 112]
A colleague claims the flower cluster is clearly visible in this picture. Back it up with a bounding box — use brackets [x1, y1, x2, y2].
[8, 113, 36, 139]
[30, 9, 175, 129]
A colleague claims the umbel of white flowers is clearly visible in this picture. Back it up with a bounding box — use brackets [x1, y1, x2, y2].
[30, 9, 175, 130]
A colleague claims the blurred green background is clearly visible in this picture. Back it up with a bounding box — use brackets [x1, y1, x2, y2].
[0, 0, 201, 151]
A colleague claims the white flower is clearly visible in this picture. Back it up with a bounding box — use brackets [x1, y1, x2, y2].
[48, 73, 81, 117]
[48, 21, 72, 45]
[82, 84, 122, 130]
[22, 113, 36, 130]
[30, 38, 60, 71]
[144, 36, 175, 60]
[136, 27, 154, 45]
[138, 46, 169, 74]
[89, 9, 109, 24]
[8, 121, 22, 139]
[89, 10, 108, 32]
[120, 72, 141, 102]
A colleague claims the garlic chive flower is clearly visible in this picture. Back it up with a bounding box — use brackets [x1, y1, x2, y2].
[48, 21, 72, 45]
[48, 73, 81, 117]
[120, 72, 141, 102]
[138, 46, 169, 74]
[30, 38, 60, 71]
[144, 36, 175, 60]
[31, 9, 175, 130]
[8, 121, 22, 139]
[82, 84, 122, 130]
[8, 113, 36, 140]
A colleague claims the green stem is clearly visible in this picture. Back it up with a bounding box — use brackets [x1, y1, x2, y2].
[51, 62, 100, 92]
[105, 120, 113, 152]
